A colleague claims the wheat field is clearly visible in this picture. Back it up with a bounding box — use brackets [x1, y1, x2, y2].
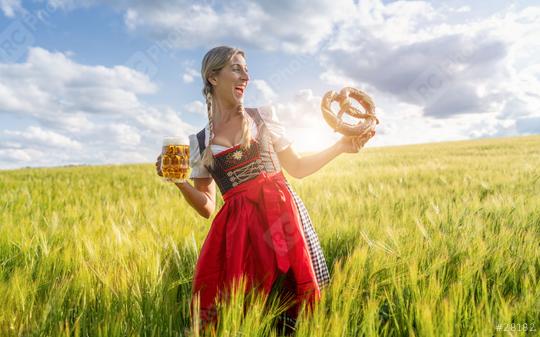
[1, 135, 539, 337]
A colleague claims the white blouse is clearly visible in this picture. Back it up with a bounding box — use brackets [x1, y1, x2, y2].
[188, 105, 292, 179]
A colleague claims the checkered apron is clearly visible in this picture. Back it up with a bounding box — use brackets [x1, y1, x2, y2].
[284, 183, 331, 289]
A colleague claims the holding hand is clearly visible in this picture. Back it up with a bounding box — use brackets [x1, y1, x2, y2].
[338, 128, 376, 154]
[155, 154, 163, 177]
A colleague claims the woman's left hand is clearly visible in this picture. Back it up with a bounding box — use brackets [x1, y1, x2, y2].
[337, 129, 376, 154]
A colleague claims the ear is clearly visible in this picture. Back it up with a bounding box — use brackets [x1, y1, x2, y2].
[208, 73, 218, 86]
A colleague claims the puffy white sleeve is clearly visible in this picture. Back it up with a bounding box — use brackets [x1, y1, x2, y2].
[258, 105, 293, 152]
[188, 134, 211, 179]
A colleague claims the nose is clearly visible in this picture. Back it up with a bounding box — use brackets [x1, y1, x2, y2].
[238, 68, 250, 82]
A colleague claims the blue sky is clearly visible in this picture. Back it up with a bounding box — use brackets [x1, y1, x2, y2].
[0, 0, 539, 169]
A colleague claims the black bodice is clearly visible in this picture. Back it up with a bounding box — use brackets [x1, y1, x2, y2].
[196, 107, 283, 195]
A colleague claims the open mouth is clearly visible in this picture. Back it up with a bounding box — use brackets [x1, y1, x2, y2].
[234, 86, 245, 96]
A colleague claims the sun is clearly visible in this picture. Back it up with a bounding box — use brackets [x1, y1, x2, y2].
[288, 123, 339, 154]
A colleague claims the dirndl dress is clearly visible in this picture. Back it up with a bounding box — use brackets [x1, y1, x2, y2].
[188, 106, 331, 329]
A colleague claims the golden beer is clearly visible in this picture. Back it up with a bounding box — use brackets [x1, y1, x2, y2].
[161, 136, 190, 183]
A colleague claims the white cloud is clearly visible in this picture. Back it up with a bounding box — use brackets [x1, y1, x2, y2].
[32, 0, 355, 53]
[103, 124, 141, 146]
[467, 118, 517, 139]
[182, 66, 199, 83]
[0, 46, 196, 169]
[131, 105, 194, 134]
[183, 100, 206, 116]
[46, 0, 95, 10]
[0, 0, 23, 17]
[245, 79, 278, 106]
[0, 47, 157, 130]
[2, 126, 82, 149]
[319, 8, 513, 116]
[316, 1, 540, 141]
[0, 148, 39, 163]
[443, 5, 471, 14]
[117, 0, 356, 53]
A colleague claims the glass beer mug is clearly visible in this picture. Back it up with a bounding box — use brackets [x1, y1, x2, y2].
[161, 136, 190, 183]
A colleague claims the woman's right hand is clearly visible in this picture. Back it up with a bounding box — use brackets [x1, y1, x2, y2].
[155, 154, 163, 177]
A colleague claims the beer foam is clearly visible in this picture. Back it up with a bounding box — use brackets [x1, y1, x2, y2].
[162, 136, 188, 145]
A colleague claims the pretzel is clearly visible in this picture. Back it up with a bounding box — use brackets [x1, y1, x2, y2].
[321, 87, 379, 136]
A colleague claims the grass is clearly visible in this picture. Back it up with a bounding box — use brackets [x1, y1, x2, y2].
[1, 135, 539, 336]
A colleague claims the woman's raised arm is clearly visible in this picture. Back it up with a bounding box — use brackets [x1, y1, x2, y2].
[277, 130, 376, 179]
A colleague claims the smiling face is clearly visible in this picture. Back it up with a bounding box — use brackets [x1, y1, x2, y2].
[209, 53, 250, 107]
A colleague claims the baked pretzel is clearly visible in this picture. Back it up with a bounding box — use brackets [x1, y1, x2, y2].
[321, 87, 379, 136]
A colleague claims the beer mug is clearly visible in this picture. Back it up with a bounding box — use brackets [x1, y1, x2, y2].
[161, 136, 190, 183]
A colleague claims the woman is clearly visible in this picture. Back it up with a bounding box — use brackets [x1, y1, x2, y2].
[156, 46, 376, 333]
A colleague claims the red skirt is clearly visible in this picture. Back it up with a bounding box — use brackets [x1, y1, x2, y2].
[191, 170, 320, 326]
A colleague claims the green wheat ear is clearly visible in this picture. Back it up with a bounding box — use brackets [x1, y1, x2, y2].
[0, 135, 538, 337]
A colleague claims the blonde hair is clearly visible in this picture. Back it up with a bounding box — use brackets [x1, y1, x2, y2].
[200, 46, 252, 169]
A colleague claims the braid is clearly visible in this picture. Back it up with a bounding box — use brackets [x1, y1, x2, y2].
[238, 103, 252, 150]
[206, 91, 215, 145]
[201, 87, 216, 169]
